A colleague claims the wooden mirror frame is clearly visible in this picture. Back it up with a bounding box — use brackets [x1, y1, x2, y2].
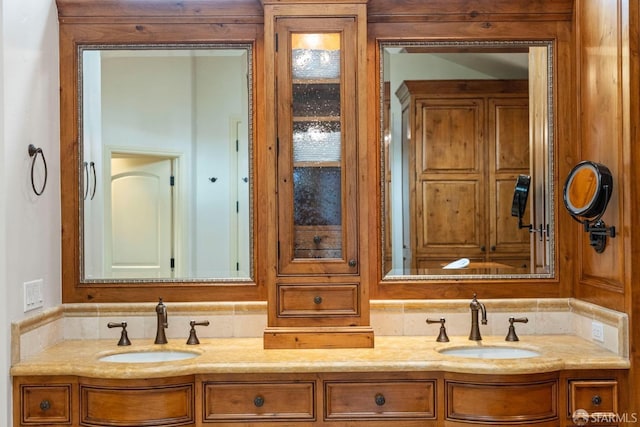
[58, 0, 267, 302]
[58, 0, 577, 304]
[366, 4, 576, 300]
[378, 40, 554, 281]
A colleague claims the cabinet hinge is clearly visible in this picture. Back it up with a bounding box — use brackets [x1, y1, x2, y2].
[277, 241, 280, 260]
[170, 258, 175, 270]
[170, 176, 175, 186]
[236, 201, 239, 213]
[275, 33, 278, 52]
[276, 136, 280, 156]
[236, 262, 240, 272]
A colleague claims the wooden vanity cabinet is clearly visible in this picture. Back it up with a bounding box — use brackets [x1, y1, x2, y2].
[323, 377, 437, 422]
[396, 80, 531, 272]
[13, 375, 196, 427]
[262, 0, 373, 349]
[78, 376, 195, 427]
[198, 374, 318, 426]
[444, 372, 559, 426]
[14, 376, 78, 426]
[563, 370, 624, 427]
[13, 370, 626, 427]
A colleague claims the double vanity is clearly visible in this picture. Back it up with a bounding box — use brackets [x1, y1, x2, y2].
[14, 0, 632, 425]
[11, 298, 629, 426]
[11, 336, 628, 427]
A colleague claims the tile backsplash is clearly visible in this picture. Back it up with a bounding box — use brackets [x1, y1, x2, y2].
[12, 298, 628, 364]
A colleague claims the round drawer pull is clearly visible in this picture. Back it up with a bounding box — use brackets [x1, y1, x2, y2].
[592, 395, 602, 406]
[254, 395, 265, 407]
[374, 393, 386, 406]
[40, 400, 51, 411]
[313, 296, 323, 305]
[313, 235, 322, 244]
[348, 259, 357, 267]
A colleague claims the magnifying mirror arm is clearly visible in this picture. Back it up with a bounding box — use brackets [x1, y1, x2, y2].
[515, 194, 546, 236]
[516, 193, 533, 231]
[518, 216, 547, 238]
[517, 215, 533, 231]
[512, 187, 546, 234]
[570, 184, 616, 253]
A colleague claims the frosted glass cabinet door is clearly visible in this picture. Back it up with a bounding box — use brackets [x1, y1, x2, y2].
[276, 19, 358, 275]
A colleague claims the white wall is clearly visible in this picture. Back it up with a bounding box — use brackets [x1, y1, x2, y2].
[1, 0, 60, 423]
[193, 54, 249, 277]
[0, 1, 7, 423]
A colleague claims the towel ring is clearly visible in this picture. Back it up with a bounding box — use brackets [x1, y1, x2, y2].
[28, 144, 48, 196]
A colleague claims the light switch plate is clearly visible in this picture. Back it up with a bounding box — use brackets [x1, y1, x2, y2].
[591, 320, 605, 342]
[23, 279, 44, 312]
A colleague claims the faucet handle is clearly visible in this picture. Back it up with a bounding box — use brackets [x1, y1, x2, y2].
[426, 318, 450, 342]
[107, 321, 132, 346]
[505, 317, 529, 341]
[186, 320, 210, 345]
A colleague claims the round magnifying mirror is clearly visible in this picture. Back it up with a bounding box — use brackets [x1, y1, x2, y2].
[563, 161, 613, 220]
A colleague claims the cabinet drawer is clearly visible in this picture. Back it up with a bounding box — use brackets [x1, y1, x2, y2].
[569, 380, 618, 416]
[325, 380, 436, 420]
[446, 379, 558, 423]
[278, 284, 359, 317]
[21, 384, 72, 424]
[80, 383, 194, 426]
[295, 226, 342, 251]
[203, 381, 315, 422]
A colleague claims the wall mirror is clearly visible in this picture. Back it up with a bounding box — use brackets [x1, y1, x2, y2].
[80, 44, 253, 282]
[380, 41, 555, 280]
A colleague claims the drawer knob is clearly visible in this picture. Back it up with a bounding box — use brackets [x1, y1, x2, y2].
[374, 393, 386, 406]
[313, 296, 323, 305]
[349, 259, 357, 267]
[40, 400, 51, 411]
[254, 395, 265, 407]
[313, 235, 322, 244]
[592, 395, 602, 406]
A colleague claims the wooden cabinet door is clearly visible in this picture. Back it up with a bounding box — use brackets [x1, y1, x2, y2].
[80, 378, 194, 427]
[275, 16, 359, 276]
[262, 0, 372, 347]
[414, 97, 486, 262]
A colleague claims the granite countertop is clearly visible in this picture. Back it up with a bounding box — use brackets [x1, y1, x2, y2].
[10, 335, 629, 379]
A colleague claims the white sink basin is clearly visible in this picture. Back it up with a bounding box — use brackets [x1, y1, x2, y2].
[438, 346, 540, 359]
[99, 350, 199, 363]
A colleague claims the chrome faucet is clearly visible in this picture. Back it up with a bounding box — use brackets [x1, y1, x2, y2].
[469, 293, 487, 341]
[155, 298, 168, 344]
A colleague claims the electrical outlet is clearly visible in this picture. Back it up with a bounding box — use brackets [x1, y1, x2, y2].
[23, 279, 44, 312]
[591, 320, 605, 342]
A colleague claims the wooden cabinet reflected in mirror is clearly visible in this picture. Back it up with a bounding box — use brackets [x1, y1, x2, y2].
[380, 41, 555, 280]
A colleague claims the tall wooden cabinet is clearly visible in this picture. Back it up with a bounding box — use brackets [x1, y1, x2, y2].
[262, 0, 373, 348]
[396, 80, 531, 272]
